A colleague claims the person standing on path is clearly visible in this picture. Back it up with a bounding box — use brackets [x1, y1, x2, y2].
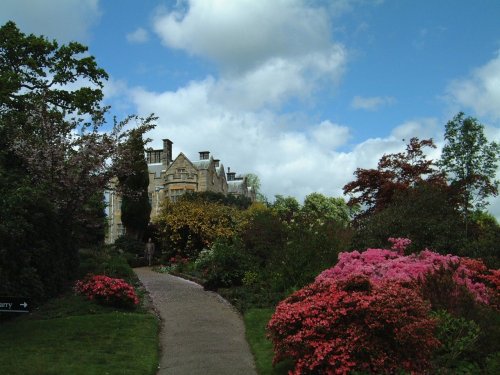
[145, 238, 155, 266]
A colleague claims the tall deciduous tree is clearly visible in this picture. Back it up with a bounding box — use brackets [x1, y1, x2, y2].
[439, 112, 499, 236]
[117, 129, 152, 240]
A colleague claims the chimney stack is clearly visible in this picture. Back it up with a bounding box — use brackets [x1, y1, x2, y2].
[162, 139, 173, 166]
[199, 151, 210, 160]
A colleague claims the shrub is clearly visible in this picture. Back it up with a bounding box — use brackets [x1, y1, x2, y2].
[194, 239, 251, 290]
[74, 274, 139, 309]
[431, 310, 481, 371]
[316, 239, 499, 308]
[267, 276, 439, 374]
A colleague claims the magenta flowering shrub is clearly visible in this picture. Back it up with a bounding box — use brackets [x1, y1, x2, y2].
[316, 239, 499, 306]
[74, 274, 139, 308]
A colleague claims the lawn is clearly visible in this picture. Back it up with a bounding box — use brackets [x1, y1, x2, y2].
[244, 308, 292, 375]
[0, 290, 159, 375]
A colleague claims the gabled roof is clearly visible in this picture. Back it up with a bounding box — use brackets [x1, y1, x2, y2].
[165, 152, 197, 173]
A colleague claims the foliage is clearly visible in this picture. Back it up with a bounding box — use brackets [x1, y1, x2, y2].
[154, 198, 243, 259]
[194, 239, 251, 290]
[431, 310, 481, 371]
[272, 195, 300, 223]
[353, 183, 465, 254]
[462, 211, 500, 268]
[439, 112, 499, 234]
[267, 218, 352, 293]
[302, 193, 352, 226]
[344, 137, 445, 220]
[117, 129, 152, 240]
[182, 190, 252, 209]
[267, 276, 439, 374]
[240, 205, 287, 267]
[78, 248, 136, 281]
[74, 274, 139, 309]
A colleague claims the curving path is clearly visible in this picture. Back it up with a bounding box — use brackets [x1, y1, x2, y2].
[134, 267, 257, 375]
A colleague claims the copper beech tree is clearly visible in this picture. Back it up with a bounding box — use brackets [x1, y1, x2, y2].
[343, 137, 446, 221]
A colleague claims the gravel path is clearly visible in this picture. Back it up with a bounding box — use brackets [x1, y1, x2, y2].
[134, 267, 257, 375]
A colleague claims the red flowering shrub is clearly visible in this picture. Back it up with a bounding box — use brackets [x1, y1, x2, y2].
[267, 276, 439, 374]
[268, 239, 500, 373]
[74, 274, 139, 308]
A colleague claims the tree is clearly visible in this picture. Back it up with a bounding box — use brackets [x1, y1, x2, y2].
[439, 112, 500, 237]
[117, 129, 152, 240]
[272, 194, 300, 222]
[245, 173, 266, 202]
[302, 193, 352, 226]
[344, 138, 445, 220]
[0, 21, 155, 302]
[155, 198, 243, 259]
[353, 183, 465, 254]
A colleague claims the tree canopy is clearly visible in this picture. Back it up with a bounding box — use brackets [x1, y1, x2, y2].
[439, 112, 499, 235]
[344, 138, 445, 220]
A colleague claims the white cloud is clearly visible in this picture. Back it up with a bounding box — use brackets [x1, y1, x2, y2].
[0, 0, 101, 42]
[310, 121, 350, 151]
[351, 95, 395, 110]
[391, 118, 439, 141]
[152, 0, 346, 110]
[212, 46, 346, 110]
[446, 50, 500, 121]
[153, 0, 334, 70]
[126, 27, 149, 44]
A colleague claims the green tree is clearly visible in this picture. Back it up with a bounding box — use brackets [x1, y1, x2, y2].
[272, 195, 300, 222]
[117, 129, 152, 240]
[302, 193, 352, 226]
[439, 112, 500, 237]
[353, 183, 465, 254]
[245, 173, 266, 202]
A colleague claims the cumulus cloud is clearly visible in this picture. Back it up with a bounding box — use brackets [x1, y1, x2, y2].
[390, 118, 439, 141]
[351, 95, 396, 111]
[126, 27, 149, 43]
[152, 0, 346, 109]
[446, 50, 500, 121]
[0, 0, 101, 42]
[153, 0, 333, 70]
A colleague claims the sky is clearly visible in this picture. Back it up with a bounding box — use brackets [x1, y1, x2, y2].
[2, 0, 500, 217]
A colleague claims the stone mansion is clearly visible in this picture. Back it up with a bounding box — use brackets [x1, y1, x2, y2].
[106, 139, 256, 243]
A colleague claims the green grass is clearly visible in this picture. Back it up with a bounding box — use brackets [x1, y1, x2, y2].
[244, 308, 293, 375]
[0, 294, 159, 375]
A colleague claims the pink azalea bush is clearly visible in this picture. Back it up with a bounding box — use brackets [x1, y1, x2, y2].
[75, 274, 139, 308]
[316, 238, 498, 306]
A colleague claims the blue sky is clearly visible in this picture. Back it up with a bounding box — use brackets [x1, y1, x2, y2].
[2, 0, 500, 217]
